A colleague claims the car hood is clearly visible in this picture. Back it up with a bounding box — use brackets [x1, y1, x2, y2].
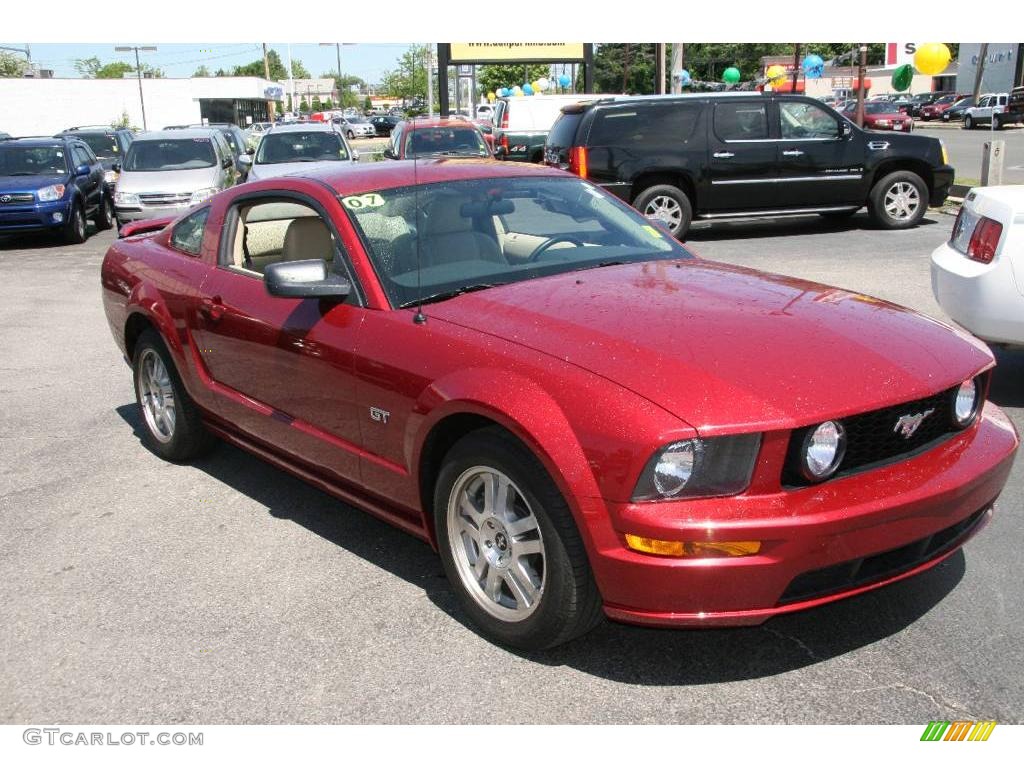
[428, 260, 992, 433]
[249, 160, 350, 180]
[0, 174, 67, 193]
[116, 168, 219, 194]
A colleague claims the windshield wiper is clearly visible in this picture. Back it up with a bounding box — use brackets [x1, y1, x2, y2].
[400, 283, 502, 309]
[570, 260, 626, 274]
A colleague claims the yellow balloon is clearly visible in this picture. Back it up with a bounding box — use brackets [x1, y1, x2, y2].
[487, 91, 496, 103]
[914, 43, 951, 76]
[766, 64, 787, 85]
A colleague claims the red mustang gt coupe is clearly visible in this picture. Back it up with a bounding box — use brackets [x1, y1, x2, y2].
[102, 159, 1018, 650]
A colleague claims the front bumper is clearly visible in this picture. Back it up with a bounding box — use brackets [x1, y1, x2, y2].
[585, 403, 1017, 627]
[115, 203, 190, 224]
[0, 199, 71, 233]
[931, 241, 1024, 346]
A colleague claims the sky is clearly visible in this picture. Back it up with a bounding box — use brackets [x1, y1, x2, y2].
[9, 43, 413, 83]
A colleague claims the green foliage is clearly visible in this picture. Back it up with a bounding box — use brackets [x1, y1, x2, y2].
[321, 98, 333, 111]
[75, 56, 163, 79]
[311, 95, 322, 111]
[381, 45, 435, 104]
[478, 64, 551, 95]
[232, 49, 310, 80]
[322, 71, 366, 109]
[364, 95, 372, 111]
[111, 110, 138, 130]
[299, 97, 309, 113]
[193, 65, 211, 77]
[0, 51, 31, 77]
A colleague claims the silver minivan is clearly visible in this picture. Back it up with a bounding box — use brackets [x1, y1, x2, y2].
[114, 128, 238, 223]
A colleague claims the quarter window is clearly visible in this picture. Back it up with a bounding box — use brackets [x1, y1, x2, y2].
[170, 208, 210, 255]
[714, 102, 770, 141]
[779, 102, 840, 139]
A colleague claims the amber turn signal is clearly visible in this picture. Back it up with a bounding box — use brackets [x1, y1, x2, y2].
[625, 534, 761, 558]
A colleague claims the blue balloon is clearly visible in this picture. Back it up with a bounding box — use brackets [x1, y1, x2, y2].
[523, 83, 534, 95]
[498, 88, 508, 97]
[803, 54, 825, 79]
[558, 73, 571, 88]
[678, 69, 692, 87]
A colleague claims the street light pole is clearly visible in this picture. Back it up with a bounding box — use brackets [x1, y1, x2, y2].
[321, 43, 353, 107]
[855, 44, 867, 129]
[115, 45, 157, 130]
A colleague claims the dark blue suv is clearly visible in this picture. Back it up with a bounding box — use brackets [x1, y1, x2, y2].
[0, 136, 114, 243]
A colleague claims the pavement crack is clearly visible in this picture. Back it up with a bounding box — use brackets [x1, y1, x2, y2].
[760, 625, 824, 663]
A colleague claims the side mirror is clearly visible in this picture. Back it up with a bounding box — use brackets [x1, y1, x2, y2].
[382, 147, 397, 160]
[246, 147, 255, 155]
[351, 150, 360, 162]
[264, 259, 351, 299]
[840, 121, 853, 137]
[76, 163, 91, 177]
[236, 154, 252, 167]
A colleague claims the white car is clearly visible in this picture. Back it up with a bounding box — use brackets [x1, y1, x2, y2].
[931, 185, 1024, 348]
[333, 116, 376, 140]
[242, 122, 357, 181]
[963, 93, 1008, 130]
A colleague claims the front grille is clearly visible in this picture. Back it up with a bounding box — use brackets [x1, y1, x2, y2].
[0, 193, 35, 204]
[138, 192, 191, 205]
[782, 385, 974, 487]
[778, 507, 988, 605]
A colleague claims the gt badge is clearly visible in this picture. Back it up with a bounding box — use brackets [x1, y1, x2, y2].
[369, 406, 390, 424]
[893, 408, 934, 439]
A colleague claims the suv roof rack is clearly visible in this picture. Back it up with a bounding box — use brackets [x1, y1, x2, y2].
[62, 125, 121, 132]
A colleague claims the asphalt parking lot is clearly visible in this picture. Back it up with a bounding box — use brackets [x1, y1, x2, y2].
[917, 123, 1024, 185]
[1, 209, 1021, 725]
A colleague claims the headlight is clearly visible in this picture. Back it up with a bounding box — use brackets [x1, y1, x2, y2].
[104, 170, 118, 184]
[952, 378, 982, 428]
[632, 434, 761, 501]
[799, 420, 846, 482]
[37, 184, 66, 202]
[875, 119, 891, 127]
[940, 140, 949, 165]
[114, 191, 140, 206]
[190, 187, 218, 205]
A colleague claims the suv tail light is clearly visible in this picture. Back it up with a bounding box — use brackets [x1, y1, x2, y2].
[499, 133, 509, 151]
[568, 146, 588, 179]
[500, 105, 509, 129]
[967, 217, 1003, 264]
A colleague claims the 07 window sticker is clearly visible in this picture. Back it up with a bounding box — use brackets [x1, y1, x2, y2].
[341, 193, 385, 210]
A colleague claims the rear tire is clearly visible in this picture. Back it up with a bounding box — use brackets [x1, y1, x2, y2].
[993, 115, 1003, 130]
[867, 170, 928, 230]
[94, 194, 114, 231]
[633, 184, 693, 240]
[964, 115, 974, 130]
[132, 329, 216, 462]
[433, 428, 603, 650]
[63, 202, 87, 244]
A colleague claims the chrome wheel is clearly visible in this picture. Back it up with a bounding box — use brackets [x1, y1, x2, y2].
[137, 348, 176, 443]
[883, 181, 920, 220]
[643, 195, 683, 230]
[447, 466, 545, 622]
[74, 208, 86, 239]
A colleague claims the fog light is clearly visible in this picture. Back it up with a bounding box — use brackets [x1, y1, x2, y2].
[952, 378, 981, 427]
[625, 534, 761, 558]
[800, 420, 846, 482]
[52, 212, 64, 223]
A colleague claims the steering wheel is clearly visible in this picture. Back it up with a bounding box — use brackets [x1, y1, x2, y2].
[526, 235, 586, 262]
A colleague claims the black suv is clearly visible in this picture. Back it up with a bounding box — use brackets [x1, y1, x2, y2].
[545, 93, 954, 238]
[56, 126, 134, 195]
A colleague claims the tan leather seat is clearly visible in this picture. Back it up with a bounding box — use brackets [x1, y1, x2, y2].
[281, 217, 334, 263]
[421, 195, 503, 267]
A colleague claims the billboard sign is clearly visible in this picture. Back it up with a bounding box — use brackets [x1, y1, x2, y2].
[449, 43, 585, 64]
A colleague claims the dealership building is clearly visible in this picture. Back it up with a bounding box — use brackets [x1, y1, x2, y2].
[0, 76, 280, 136]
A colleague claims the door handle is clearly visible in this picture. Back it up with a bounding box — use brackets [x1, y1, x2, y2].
[713, 151, 735, 158]
[782, 149, 805, 157]
[201, 295, 224, 323]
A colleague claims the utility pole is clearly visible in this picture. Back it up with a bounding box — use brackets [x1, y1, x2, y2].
[791, 44, 801, 93]
[656, 43, 666, 94]
[426, 46, 434, 117]
[670, 44, 684, 94]
[262, 43, 275, 120]
[855, 44, 867, 128]
[114, 45, 157, 130]
[972, 43, 989, 103]
[286, 44, 295, 118]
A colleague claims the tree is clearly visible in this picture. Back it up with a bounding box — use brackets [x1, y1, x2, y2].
[478, 64, 551, 95]
[232, 49, 309, 80]
[321, 97, 333, 111]
[193, 65, 211, 77]
[311, 95, 322, 111]
[380, 44, 434, 104]
[323, 71, 367, 109]
[0, 51, 31, 78]
[299, 96, 309, 113]
[75, 56, 163, 79]
[364, 95, 372, 111]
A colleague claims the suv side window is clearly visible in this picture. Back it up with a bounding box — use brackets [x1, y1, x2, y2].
[589, 102, 702, 147]
[779, 102, 840, 139]
[71, 145, 92, 167]
[713, 101, 770, 141]
[170, 207, 210, 255]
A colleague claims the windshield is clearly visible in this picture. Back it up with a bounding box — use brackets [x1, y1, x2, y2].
[405, 127, 488, 158]
[864, 102, 900, 114]
[950, 98, 973, 108]
[256, 131, 349, 164]
[348, 117, 370, 124]
[71, 133, 120, 160]
[0, 145, 69, 176]
[344, 176, 694, 308]
[124, 138, 216, 172]
[934, 95, 956, 105]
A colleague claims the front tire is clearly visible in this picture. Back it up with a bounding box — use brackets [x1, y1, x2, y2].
[132, 329, 215, 462]
[633, 184, 693, 240]
[434, 428, 603, 650]
[63, 203, 87, 244]
[867, 170, 928, 230]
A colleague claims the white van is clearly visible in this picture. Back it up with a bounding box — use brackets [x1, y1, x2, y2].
[492, 93, 618, 162]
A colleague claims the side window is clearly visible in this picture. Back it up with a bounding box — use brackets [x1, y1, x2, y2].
[778, 102, 840, 140]
[589, 103, 702, 147]
[72, 146, 92, 167]
[714, 102, 770, 141]
[170, 207, 210, 256]
[226, 199, 339, 276]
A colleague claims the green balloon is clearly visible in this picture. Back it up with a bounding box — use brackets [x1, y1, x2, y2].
[891, 63, 913, 92]
[723, 67, 741, 84]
